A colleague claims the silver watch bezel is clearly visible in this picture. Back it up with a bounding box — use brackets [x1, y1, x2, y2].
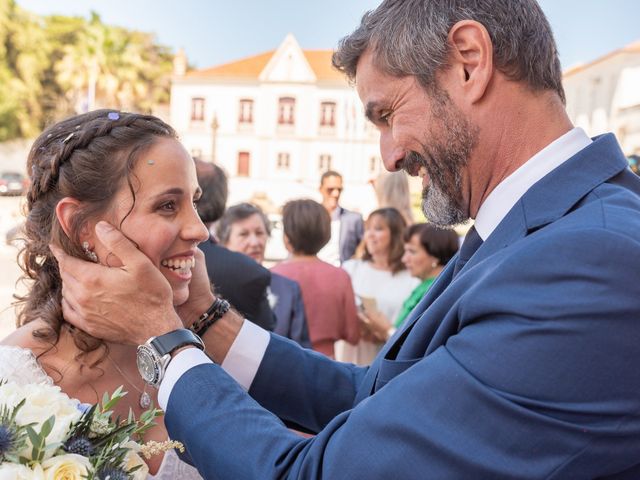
[136, 341, 170, 388]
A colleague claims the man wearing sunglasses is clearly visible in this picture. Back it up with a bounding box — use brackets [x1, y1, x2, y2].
[317, 170, 364, 265]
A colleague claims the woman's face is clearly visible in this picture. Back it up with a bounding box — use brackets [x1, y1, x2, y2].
[93, 137, 209, 306]
[364, 214, 392, 257]
[224, 213, 268, 264]
[402, 233, 438, 280]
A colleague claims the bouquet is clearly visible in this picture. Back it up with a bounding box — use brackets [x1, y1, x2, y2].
[0, 380, 179, 480]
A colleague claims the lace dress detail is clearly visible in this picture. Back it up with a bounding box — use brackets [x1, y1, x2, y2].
[0, 345, 203, 480]
[0, 345, 53, 386]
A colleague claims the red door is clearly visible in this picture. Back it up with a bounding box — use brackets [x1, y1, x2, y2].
[237, 151, 250, 177]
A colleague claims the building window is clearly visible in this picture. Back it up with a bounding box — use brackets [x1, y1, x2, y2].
[237, 151, 250, 177]
[277, 152, 290, 170]
[191, 97, 205, 122]
[319, 154, 332, 171]
[319, 101, 336, 127]
[239, 99, 253, 124]
[278, 97, 295, 125]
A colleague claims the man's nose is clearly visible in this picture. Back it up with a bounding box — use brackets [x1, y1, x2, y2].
[380, 132, 405, 172]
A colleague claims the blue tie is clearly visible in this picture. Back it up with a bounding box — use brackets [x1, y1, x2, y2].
[453, 226, 483, 277]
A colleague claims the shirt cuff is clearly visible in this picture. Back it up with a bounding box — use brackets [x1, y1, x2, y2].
[158, 348, 211, 410]
[157, 320, 271, 410]
[220, 320, 270, 390]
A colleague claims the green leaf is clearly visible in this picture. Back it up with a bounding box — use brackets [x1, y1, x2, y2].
[40, 415, 55, 438]
[101, 391, 110, 408]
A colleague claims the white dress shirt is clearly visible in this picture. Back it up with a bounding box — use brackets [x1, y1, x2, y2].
[158, 127, 592, 410]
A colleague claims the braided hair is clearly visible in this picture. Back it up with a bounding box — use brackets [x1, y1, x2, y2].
[16, 109, 177, 357]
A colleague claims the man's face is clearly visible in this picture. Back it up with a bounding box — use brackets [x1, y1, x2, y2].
[355, 50, 478, 227]
[319, 175, 343, 211]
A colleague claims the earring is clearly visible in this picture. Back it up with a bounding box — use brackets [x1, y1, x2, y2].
[82, 241, 98, 263]
[431, 261, 438, 268]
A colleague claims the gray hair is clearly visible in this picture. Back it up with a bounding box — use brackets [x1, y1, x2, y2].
[217, 202, 271, 245]
[332, 0, 565, 103]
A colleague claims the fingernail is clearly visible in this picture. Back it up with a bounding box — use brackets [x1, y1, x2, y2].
[96, 221, 114, 234]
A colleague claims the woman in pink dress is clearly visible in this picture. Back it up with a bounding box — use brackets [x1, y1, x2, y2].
[272, 199, 360, 358]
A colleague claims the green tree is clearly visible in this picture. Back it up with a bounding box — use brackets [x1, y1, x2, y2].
[0, 0, 50, 140]
[0, 4, 173, 141]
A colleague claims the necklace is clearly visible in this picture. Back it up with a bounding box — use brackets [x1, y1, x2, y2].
[107, 354, 152, 409]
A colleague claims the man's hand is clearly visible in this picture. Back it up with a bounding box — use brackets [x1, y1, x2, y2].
[51, 221, 182, 345]
[175, 248, 215, 328]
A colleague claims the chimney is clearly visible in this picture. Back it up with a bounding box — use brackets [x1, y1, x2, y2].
[173, 48, 187, 76]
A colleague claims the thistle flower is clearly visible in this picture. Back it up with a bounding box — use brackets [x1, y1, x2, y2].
[0, 401, 27, 462]
[96, 466, 129, 480]
[63, 434, 95, 457]
[0, 424, 15, 457]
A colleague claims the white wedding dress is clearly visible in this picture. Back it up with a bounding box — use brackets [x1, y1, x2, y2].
[0, 345, 203, 480]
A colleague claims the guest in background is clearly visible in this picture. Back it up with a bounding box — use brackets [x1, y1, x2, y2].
[217, 202, 311, 348]
[396, 224, 459, 328]
[372, 170, 414, 225]
[317, 170, 364, 266]
[194, 160, 275, 331]
[339, 207, 418, 365]
[273, 199, 359, 358]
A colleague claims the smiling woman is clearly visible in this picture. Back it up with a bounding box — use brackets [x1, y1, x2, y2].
[0, 110, 208, 478]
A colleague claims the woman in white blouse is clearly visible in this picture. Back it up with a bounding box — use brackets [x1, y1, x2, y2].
[338, 208, 418, 365]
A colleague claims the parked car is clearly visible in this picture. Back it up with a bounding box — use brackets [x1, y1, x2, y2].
[0, 171, 27, 196]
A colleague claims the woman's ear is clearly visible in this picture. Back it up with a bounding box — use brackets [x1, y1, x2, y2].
[283, 233, 293, 253]
[55, 197, 91, 242]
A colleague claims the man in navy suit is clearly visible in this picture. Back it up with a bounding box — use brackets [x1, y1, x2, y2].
[194, 160, 276, 331]
[54, 0, 640, 477]
[317, 170, 364, 265]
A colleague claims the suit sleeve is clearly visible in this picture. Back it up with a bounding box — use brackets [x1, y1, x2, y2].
[204, 244, 276, 331]
[289, 282, 312, 348]
[168, 228, 640, 479]
[354, 213, 364, 246]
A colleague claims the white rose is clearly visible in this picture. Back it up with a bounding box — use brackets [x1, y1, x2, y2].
[0, 381, 31, 410]
[42, 454, 91, 480]
[14, 383, 82, 442]
[0, 462, 45, 480]
[0, 382, 82, 460]
[123, 441, 149, 480]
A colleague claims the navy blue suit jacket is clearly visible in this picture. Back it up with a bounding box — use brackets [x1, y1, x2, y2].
[270, 272, 311, 348]
[337, 207, 364, 264]
[167, 135, 640, 479]
[199, 239, 276, 331]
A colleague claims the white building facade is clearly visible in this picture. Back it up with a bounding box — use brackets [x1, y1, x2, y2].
[564, 40, 640, 156]
[170, 35, 381, 212]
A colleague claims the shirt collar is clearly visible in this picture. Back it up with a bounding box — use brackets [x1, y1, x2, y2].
[474, 127, 592, 241]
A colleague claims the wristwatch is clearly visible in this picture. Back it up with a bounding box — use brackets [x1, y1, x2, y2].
[136, 329, 204, 388]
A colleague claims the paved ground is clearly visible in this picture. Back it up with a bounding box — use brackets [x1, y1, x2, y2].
[0, 195, 27, 339]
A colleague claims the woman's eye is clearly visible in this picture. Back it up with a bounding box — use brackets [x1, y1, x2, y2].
[159, 201, 176, 212]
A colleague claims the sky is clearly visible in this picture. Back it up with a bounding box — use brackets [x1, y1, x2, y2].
[16, 0, 640, 71]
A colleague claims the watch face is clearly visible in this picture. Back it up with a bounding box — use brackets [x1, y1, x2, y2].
[137, 345, 159, 385]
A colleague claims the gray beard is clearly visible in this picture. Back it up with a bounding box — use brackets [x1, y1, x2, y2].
[421, 176, 468, 228]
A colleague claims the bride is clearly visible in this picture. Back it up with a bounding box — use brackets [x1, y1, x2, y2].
[0, 110, 209, 479]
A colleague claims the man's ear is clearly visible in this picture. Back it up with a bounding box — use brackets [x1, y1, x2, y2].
[55, 197, 90, 242]
[447, 20, 494, 103]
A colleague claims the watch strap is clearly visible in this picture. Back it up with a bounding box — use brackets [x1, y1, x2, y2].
[150, 328, 204, 356]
